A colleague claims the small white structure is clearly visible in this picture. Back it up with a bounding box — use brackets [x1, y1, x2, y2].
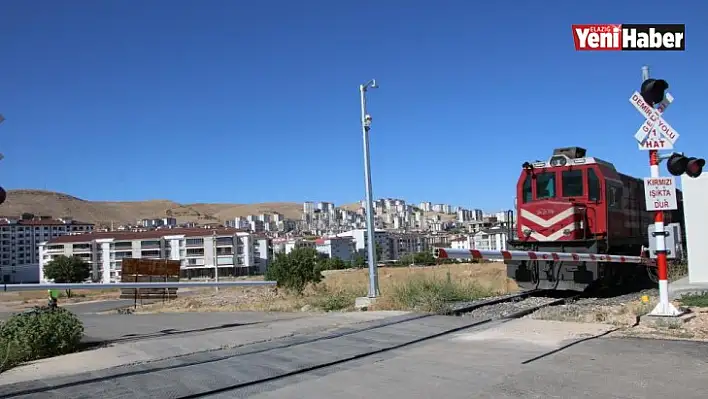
[682, 173, 708, 283]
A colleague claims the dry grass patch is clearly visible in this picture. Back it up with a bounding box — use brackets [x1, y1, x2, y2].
[0, 289, 121, 313]
[134, 262, 518, 314]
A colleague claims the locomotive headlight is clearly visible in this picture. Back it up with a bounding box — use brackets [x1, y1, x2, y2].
[550, 156, 568, 167]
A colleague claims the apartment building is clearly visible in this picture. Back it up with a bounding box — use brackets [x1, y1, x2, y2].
[472, 227, 508, 254]
[336, 229, 394, 261]
[39, 228, 271, 283]
[272, 238, 317, 255]
[315, 237, 354, 261]
[0, 215, 94, 283]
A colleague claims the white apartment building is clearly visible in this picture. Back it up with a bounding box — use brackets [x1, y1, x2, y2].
[336, 229, 393, 261]
[449, 236, 473, 250]
[39, 228, 271, 283]
[315, 237, 354, 261]
[0, 216, 94, 284]
[472, 228, 508, 254]
[138, 217, 177, 228]
[272, 238, 317, 255]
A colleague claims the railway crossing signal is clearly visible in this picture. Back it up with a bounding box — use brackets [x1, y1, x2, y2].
[640, 78, 669, 106]
[667, 153, 705, 178]
[629, 80, 679, 150]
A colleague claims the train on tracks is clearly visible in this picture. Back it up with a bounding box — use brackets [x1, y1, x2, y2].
[506, 146, 685, 291]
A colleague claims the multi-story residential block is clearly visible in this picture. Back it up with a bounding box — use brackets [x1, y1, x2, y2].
[39, 228, 270, 283]
[272, 238, 317, 255]
[449, 236, 473, 250]
[315, 237, 354, 261]
[336, 229, 393, 261]
[472, 227, 508, 254]
[0, 216, 94, 283]
[225, 216, 249, 229]
[138, 217, 177, 228]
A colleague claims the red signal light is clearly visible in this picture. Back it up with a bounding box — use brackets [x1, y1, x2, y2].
[667, 154, 705, 178]
[686, 158, 705, 178]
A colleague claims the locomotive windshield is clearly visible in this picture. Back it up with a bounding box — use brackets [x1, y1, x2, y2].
[561, 170, 583, 197]
[535, 172, 555, 199]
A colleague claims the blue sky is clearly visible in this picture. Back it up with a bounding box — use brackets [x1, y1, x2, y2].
[1, 1, 704, 212]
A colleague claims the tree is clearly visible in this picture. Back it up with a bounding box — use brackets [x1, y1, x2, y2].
[264, 247, 323, 294]
[351, 254, 366, 268]
[413, 251, 437, 266]
[43, 255, 91, 297]
[321, 257, 348, 271]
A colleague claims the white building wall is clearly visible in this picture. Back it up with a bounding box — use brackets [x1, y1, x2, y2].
[96, 239, 113, 283]
[682, 174, 708, 283]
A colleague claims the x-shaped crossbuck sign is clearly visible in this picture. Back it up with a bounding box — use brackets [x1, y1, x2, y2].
[629, 91, 679, 146]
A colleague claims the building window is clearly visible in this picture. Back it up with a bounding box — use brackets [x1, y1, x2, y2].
[535, 172, 556, 200]
[186, 248, 204, 256]
[562, 170, 584, 197]
[186, 238, 203, 246]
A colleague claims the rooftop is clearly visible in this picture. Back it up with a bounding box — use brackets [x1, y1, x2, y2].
[46, 227, 250, 244]
[0, 217, 93, 226]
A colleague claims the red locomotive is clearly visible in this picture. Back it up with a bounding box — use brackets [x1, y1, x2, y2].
[506, 147, 684, 291]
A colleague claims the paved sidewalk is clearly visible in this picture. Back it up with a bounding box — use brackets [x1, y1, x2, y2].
[0, 310, 410, 385]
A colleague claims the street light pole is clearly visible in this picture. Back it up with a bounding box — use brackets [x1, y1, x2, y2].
[359, 79, 380, 298]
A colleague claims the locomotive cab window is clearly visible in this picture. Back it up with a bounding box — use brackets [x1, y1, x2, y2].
[562, 170, 584, 197]
[535, 172, 556, 199]
[588, 168, 601, 201]
[521, 175, 532, 203]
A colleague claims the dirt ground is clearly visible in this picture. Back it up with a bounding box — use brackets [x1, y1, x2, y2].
[531, 292, 708, 341]
[0, 289, 122, 313]
[131, 262, 518, 314]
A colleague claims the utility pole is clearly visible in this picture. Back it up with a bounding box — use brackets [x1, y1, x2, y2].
[213, 230, 219, 292]
[359, 79, 380, 298]
[0, 114, 6, 207]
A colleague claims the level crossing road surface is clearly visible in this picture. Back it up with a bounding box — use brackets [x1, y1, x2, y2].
[0, 314, 706, 398]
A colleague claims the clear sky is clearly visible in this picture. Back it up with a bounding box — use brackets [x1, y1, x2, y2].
[1, 1, 704, 212]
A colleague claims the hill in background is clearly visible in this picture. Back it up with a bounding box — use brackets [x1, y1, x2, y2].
[1, 189, 308, 226]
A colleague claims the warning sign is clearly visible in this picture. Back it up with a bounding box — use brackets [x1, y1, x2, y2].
[644, 177, 678, 211]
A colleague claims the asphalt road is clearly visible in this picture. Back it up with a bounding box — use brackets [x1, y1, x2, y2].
[79, 311, 306, 343]
[0, 316, 706, 398]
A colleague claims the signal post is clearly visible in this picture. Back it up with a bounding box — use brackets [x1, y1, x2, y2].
[631, 66, 705, 317]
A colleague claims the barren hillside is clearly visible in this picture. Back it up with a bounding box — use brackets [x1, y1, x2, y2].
[1, 190, 304, 226]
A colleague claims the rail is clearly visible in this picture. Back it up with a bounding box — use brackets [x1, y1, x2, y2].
[1, 281, 277, 292]
[434, 248, 646, 263]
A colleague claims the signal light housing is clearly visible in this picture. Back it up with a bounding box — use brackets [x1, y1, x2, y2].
[667, 153, 705, 178]
[0, 187, 5, 206]
[640, 78, 669, 107]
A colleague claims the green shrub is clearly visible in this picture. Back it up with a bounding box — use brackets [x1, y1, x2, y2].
[0, 306, 84, 367]
[307, 285, 367, 312]
[388, 272, 493, 313]
[679, 293, 708, 308]
[265, 248, 324, 294]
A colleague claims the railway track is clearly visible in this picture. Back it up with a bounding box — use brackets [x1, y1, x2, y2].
[0, 289, 578, 399]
